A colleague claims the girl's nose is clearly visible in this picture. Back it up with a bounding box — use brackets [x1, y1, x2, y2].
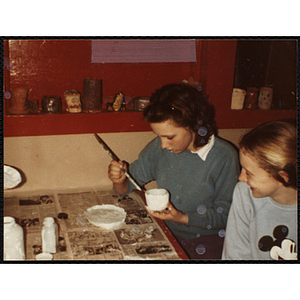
[160, 138, 169, 149]
[238, 168, 247, 182]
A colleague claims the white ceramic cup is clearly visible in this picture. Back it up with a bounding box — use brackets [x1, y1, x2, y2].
[145, 188, 169, 211]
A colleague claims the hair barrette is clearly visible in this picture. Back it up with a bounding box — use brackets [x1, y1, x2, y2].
[198, 126, 207, 137]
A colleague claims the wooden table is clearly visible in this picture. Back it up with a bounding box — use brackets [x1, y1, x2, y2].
[3, 188, 189, 261]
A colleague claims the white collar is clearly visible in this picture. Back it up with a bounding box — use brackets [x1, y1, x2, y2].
[191, 135, 215, 161]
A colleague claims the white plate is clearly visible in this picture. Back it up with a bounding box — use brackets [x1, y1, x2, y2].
[86, 205, 126, 230]
[4, 165, 22, 189]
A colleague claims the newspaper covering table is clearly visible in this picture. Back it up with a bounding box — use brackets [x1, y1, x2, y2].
[3, 188, 181, 261]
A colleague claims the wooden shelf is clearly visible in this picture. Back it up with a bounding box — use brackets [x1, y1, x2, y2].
[4, 110, 152, 137]
[4, 108, 296, 138]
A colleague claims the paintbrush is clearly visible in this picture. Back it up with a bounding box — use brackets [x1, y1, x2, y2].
[94, 133, 145, 192]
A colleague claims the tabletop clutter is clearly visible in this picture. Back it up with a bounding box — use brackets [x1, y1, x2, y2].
[3, 188, 182, 261]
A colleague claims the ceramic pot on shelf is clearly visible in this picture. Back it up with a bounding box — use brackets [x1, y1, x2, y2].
[243, 87, 259, 109]
[258, 87, 273, 110]
[8, 87, 29, 115]
[82, 78, 103, 113]
[231, 88, 246, 110]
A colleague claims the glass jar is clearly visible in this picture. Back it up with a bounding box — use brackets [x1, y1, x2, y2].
[42, 217, 58, 253]
[4, 216, 25, 261]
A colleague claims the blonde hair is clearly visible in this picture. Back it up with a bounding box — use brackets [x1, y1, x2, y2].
[239, 120, 297, 188]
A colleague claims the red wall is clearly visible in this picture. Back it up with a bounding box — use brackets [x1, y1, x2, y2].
[6, 39, 198, 108]
[4, 39, 296, 137]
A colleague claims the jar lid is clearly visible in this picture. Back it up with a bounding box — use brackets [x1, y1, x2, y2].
[43, 217, 55, 224]
[4, 216, 15, 225]
[57, 213, 68, 219]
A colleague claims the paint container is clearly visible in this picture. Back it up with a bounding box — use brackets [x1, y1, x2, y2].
[42, 217, 58, 253]
[4, 217, 25, 261]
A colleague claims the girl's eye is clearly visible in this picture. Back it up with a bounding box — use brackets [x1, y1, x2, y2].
[167, 136, 174, 140]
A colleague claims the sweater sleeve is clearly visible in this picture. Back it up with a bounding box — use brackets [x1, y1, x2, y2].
[186, 148, 240, 231]
[222, 182, 253, 260]
[123, 138, 159, 195]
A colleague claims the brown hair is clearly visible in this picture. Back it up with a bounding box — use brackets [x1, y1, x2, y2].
[239, 119, 297, 189]
[143, 83, 217, 147]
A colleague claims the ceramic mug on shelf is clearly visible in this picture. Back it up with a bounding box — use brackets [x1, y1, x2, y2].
[8, 87, 29, 115]
[64, 89, 81, 113]
[231, 88, 246, 110]
[258, 87, 273, 110]
[243, 87, 259, 109]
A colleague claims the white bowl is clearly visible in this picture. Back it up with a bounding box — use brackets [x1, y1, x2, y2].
[86, 205, 126, 230]
[4, 165, 22, 189]
[145, 189, 169, 211]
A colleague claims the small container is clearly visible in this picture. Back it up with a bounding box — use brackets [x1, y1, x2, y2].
[231, 88, 246, 110]
[64, 89, 81, 113]
[41, 95, 62, 113]
[243, 87, 259, 109]
[8, 87, 29, 115]
[4, 216, 25, 261]
[130, 97, 150, 111]
[42, 217, 58, 253]
[82, 77, 102, 112]
[258, 87, 273, 110]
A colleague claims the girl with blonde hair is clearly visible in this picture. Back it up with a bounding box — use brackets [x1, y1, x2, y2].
[222, 119, 297, 260]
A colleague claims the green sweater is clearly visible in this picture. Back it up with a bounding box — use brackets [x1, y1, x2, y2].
[125, 136, 240, 240]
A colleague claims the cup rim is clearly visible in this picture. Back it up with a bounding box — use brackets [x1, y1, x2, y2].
[145, 188, 168, 196]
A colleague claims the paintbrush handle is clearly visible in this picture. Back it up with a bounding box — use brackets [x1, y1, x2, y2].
[123, 169, 144, 192]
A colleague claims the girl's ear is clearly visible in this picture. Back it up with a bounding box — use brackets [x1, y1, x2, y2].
[278, 170, 289, 184]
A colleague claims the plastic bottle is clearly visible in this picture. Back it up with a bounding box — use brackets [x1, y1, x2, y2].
[42, 217, 58, 253]
[4, 216, 25, 261]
